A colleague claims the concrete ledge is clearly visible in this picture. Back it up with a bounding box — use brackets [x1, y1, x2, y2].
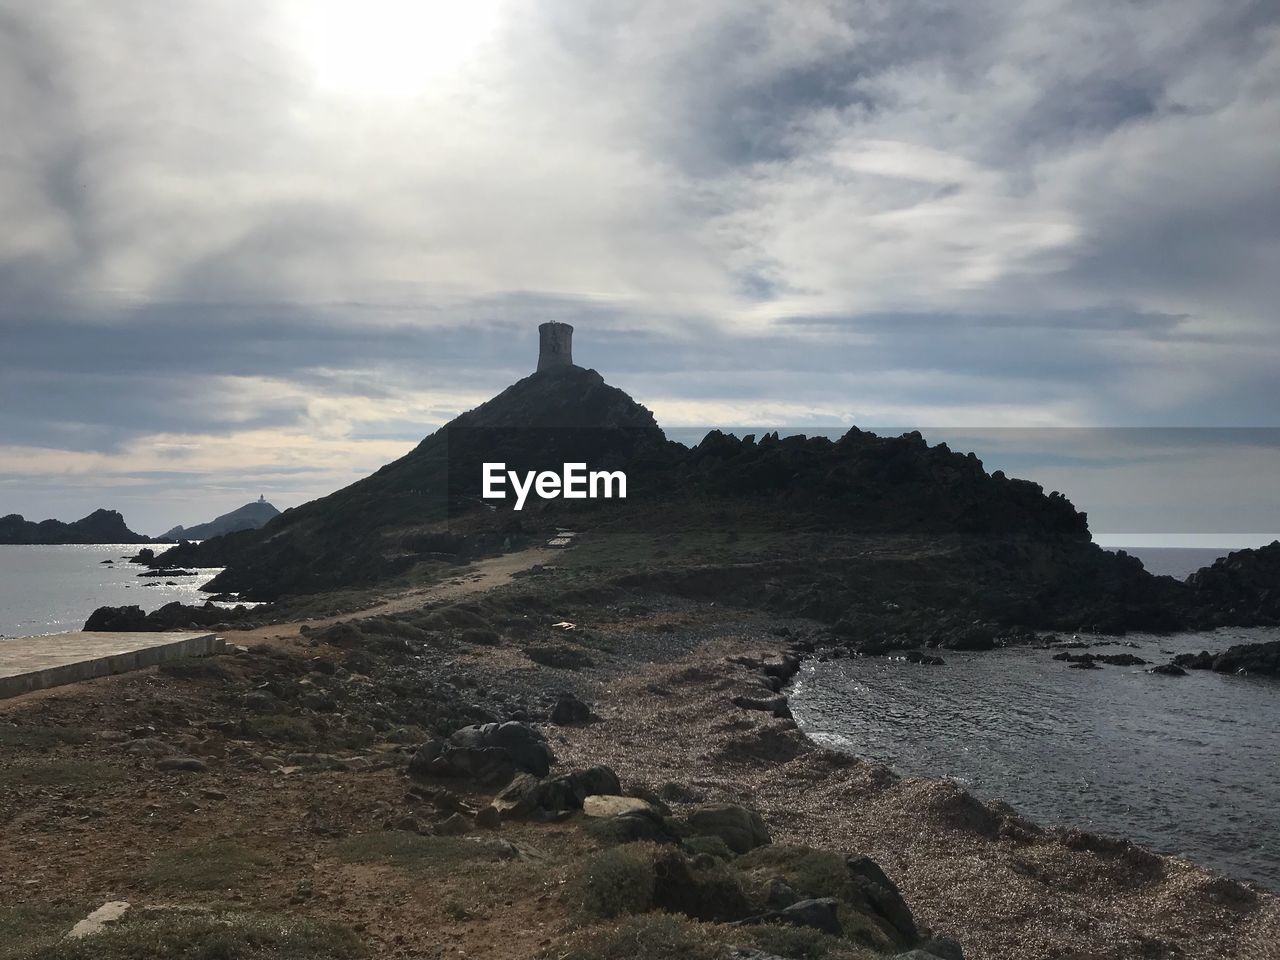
[0, 632, 223, 700]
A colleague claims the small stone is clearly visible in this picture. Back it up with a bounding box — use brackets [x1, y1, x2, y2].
[155, 757, 208, 773]
[67, 901, 130, 939]
[433, 812, 472, 836]
[475, 805, 502, 830]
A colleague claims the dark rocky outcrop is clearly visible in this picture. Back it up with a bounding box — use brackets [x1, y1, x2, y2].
[84, 601, 238, 632]
[0, 509, 157, 545]
[1173, 639, 1280, 676]
[1053, 651, 1148, 667]
[1185, 541, 1280, 626]
[409, 721, 554, 786]
[134, 362, 1278, 637]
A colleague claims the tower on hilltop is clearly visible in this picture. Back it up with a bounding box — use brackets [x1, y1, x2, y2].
[537, 321, 574, 372]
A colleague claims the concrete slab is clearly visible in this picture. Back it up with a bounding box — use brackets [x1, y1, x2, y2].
[0, 631, 223, 700]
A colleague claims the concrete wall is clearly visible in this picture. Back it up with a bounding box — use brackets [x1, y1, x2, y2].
[0, 632, 224, 700]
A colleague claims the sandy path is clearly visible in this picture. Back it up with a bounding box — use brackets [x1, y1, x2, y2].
[233, 546, 557, 649]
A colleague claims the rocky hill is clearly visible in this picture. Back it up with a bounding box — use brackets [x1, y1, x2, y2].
[152, 358, 1166, 619]
[1184, 540, 1280, 626]
[156, 365, 674, 598]
[0, 508, 156, 544]
[162, 498, 281, 541]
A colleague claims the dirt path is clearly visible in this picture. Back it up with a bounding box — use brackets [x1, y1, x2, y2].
[234, 546, 557, 649]
[0, 546, 556, 713]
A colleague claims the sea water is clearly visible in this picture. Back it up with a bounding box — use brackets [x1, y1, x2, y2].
[791, 545, 1280, 890]
[0, 544, 223, 639]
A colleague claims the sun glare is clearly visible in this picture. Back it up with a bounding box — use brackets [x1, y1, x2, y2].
[291, 0, 503, 98]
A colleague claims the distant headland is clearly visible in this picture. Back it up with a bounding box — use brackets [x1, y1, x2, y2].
[0, 498, 282, 545]
[0, 509, 157, 545]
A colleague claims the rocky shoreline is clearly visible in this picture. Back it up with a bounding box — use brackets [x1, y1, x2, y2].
[3, 553, 1277, 959]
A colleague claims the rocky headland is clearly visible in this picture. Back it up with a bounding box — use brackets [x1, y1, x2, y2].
[161, 498, 281, 542]
[0, 509, 159, 545]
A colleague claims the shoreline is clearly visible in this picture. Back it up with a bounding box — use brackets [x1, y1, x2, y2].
[1, 559, 1277, 958]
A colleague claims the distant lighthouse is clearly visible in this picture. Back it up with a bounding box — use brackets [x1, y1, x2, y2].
[537, 321, 574, 372]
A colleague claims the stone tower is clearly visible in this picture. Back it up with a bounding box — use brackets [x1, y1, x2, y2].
[537, 321, 574, 372]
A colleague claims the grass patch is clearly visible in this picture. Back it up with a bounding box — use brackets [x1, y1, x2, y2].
[550, 914, 720, 960]
[0, 905, 85, 960]
[0, 760, 123, 789]
[18, 909, 364, 960]
[146, 842, 269, 892]
[741, 924, 876, 960]
[575, 845, 657, 918]
[0, 726, 90, 751]
[332, 830, 517, 872]
[737, 845, 849, 900]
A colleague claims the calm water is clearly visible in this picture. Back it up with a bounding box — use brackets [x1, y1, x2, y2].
[0, 544, 223, 638]
[1105, 546, 1228, 580]
[791, 627, 1280, 889]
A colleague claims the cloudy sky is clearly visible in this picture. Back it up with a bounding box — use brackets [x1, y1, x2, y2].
[2, 0, 1278, 538]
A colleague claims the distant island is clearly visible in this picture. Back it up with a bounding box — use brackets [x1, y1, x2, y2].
[0, 508, 157, 545]
[162, 497, 280, 541]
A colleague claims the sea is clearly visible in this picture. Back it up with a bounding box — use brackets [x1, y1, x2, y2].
[791, 545, 1280, 890]
[0, 543, 224, 639]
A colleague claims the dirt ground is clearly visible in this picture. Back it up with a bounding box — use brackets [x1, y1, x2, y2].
[1, 554, 1277, 959]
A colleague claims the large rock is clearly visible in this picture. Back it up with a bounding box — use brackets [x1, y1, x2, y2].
[83, 605, 149, 632]
[583, 795, 654, 818]
[1174, 639, 1280, 676]
[448, 722, 554, 776]
[490, 765, 622, 819]
[845, 854, 919, 943]
[684, 803, 771, 854]
[733, 897, 842, 936]
[550, 691, 596, 724]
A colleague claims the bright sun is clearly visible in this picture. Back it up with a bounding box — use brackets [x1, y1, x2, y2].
[290, 0, 504, 98]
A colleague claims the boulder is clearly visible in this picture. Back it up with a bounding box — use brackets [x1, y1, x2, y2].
[550, 691, 596, 724]
[732, 897, 842, 936]
[532, 765, 623, 814]
[684, 803, 771, 854]
[449, 722, 554, 776]
[583, 796, 654, 818]
[84, 605, 149, 632]
[491, 773, 543, 818]
[433, 813, 472, 835]
[846, 854, 919, 943]
[590, 807, 682, 845]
